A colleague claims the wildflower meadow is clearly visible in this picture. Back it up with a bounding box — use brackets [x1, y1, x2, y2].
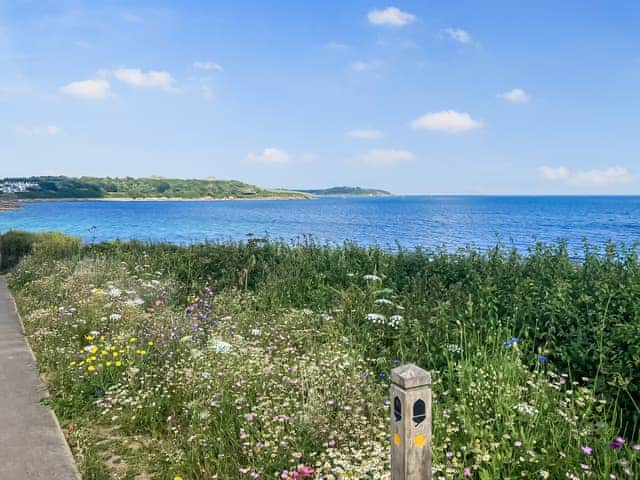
[2, 231, 639, 479]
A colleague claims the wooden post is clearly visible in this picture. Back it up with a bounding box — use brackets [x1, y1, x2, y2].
[391, 364, 432, 480]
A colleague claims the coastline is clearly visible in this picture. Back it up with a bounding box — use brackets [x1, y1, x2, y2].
[16, 195, 314, 203]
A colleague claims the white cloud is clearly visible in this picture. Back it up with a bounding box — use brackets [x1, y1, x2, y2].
[410, 110, 483, 133]
[538, 166, 570, 181]
[355, 149, 415, 167]
[245, 148, 291, 164]
[351, 60, 382, 72]
[193, 60, 223, 71]
[348, 129, 384, 139]
[500, 88, 531, 104]
[60, 78, 110, 99]
[539, 165, 633, 186]
[368, 7, 416, 27]
[444, 28, 472, 44]
[114, 68, 175, 90]
[15, 124, 62, 136]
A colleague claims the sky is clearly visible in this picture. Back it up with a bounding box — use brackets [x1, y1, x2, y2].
[1, 0, 639, 195]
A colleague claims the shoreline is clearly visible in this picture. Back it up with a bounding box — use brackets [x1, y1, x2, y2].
[15, 195, 314, 203]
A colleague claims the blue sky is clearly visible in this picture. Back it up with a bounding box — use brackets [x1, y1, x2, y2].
[1, 0, 639, 194]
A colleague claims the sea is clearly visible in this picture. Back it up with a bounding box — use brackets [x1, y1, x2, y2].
[1, 196, 639, 254]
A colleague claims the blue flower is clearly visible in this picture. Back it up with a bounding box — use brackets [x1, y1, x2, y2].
[393, 359, 401, 366]
[378, 372, 386, 379]
[503, 340, 513, 348]
[511, 337, 520, 344]
[538, 354, 548, 362]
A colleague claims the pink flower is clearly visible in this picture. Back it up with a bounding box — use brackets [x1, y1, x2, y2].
[581, 445, 593, 456]
[514, 441, 522, 447]
[245, 412, 255, 421]
[464, 467, 472, 477]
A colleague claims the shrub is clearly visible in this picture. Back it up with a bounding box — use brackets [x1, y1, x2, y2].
[0, 230, 38, 272]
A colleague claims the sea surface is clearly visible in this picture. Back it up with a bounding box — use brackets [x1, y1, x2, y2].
[1, 196, 639, 254]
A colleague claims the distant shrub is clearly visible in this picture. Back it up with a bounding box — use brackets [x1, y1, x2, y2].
[0, 230, 38, 272]
[0, 230, 82, 273]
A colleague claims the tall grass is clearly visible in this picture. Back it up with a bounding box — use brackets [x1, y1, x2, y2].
[6, 233, 640, 479]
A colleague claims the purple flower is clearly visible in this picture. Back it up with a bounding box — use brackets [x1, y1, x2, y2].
[610, 436, 625, 449]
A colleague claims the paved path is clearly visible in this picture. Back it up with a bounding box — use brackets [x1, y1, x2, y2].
[0, 276, 80, 479]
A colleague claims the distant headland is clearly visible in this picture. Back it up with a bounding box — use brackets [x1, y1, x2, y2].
[295, 186, 392, 197]
[0, 177, 392, 202]
[0, 176, 310, 201]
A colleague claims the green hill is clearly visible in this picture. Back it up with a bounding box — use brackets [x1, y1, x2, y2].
[0, 176, 310, 200]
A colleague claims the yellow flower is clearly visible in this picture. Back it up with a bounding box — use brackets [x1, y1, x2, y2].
[129, 337, 136, 343]
[85, 335, 94, 341]
[89, 346, 98, 354]
[147, 341, 154, 346]
[87, 365, 95, 372]
[106, 361, 112, 367]
[173, 476, 184, 480]
[69, 361, 77, 367]
[112, 351, 119, 357]
[115, 361, 122, 367]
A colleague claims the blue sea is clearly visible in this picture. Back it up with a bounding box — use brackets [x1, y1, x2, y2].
[1, 196, 639, 254]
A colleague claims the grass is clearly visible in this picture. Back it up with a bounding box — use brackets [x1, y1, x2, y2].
[4, 232, 640, 479]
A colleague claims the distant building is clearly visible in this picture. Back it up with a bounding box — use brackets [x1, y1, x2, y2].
[0, 180, 39, 194]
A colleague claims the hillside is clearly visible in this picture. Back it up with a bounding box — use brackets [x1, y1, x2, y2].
[0, 176, 310, 200]
[297, 186, 392, 196]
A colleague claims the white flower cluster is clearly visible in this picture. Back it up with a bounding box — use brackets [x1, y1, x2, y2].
[446, 344, 462, 354]
[515, 403, 539, 415]
[366, 313, 404, 329]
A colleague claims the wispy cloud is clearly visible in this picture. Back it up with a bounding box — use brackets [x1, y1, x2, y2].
[410, 110, 483, 133]
[443, 28, 472, 44]
[368, 7, 416, 27]
[351, 60, 382, 72]
[245, 148, 291, 164]
[347, 129, 384, 139]
[499, 88, 531, 104]
[200, 81, 214, 102]
[325, 42, 350, 50]
[539, 165, 633, 187]
[355, 149, 414, 167]
[15, 124, 62, 136]
[60, 78, 111, 99]
[193, 60, 223, 71]
[114, 68, 175, 90]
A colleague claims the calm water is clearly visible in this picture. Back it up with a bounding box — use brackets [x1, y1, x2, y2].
[1, 196, 639, 253]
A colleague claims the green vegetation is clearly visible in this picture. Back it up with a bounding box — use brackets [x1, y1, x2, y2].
[0, 176, 310, 200]
[297, 186, 392, 196]
[4, 232, 640, 479]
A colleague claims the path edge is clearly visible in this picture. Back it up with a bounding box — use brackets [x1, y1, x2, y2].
[3, 276, 82, 479]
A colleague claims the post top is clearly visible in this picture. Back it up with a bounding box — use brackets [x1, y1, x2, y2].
[391, 363, 431, 389]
